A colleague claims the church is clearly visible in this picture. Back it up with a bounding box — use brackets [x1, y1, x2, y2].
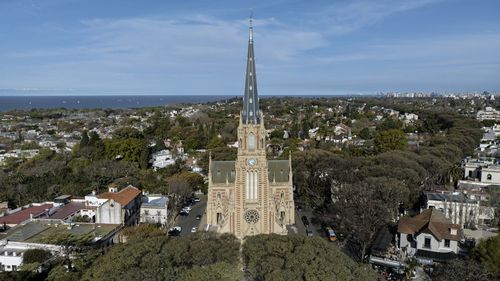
[206, 18, 295, 239]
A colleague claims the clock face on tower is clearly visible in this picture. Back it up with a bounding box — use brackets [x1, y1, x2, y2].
[247, 158, 257, 166]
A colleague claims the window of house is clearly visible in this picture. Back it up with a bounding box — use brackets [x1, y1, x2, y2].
[424, 237, 431, 249]
[12, 265, 17, 271]
[157, 211, 161, 216]
[144, 210, 149, 215]
[217, 192, 221, 199]
[216, 212, 222, 224]
[444, 239, 450, 248]
[487, 174, 492, 180]
[468, 171, 473, 178]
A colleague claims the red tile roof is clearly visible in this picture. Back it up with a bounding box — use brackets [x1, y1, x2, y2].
[50, 202, 85, 220]
[398, 209, 461, 241]
[0, 204, 53, 225]
[98, 186, 141, 207]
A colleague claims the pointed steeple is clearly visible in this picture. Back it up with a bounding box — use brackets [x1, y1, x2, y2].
[242, 13, 259, 124]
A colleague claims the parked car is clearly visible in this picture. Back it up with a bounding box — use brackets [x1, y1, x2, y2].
[306, 229, 313, 236]
[325, 227, 337, 242]
[182, 206, 192, 212]
[195, 214, 202, 220]
[179, 209, 190, 216]
[191, 227, 197, 233]
[168, 226, 182, 236]
[301, 215, 309, 227]
[193, 197, 201, 203]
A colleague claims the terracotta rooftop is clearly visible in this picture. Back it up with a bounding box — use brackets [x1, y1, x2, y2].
[98, 186, 141, 207]
[49, 202, 85, 220]
[398, 208, 461, 241]
[0, 204, 53, 226]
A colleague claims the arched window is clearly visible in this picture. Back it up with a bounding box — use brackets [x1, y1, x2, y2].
[245, 171, 258, 200]
[248, 133, 256, 150]
[487, 174, 492, 180]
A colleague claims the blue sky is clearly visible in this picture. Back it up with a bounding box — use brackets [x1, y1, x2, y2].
[0, 0, 499, 95]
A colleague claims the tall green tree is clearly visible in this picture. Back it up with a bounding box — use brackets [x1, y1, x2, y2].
[374, 129, 407, 152]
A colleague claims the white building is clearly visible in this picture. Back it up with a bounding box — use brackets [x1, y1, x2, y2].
[425, 192, 495, 228]
[0, 219, 121, 272]
[0, 241, 60, 272]
[399, 112, 419, 123]
[477, 107, 500, 121]
[140, 195, 169, 225]
[397, 209, 461, 263]
[461, 159, 500, 188]
[85, 185, 142, 225]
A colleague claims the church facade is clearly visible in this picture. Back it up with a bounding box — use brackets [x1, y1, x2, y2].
[206, 18, 295, 239]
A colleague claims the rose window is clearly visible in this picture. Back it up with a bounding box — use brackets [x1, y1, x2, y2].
[244, 210, 260, 224]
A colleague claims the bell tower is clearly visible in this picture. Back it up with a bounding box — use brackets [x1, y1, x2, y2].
[206, 14, 295, 239]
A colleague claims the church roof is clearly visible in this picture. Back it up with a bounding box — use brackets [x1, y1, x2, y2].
[268, 160, 291, 182]
[242, 15, 259, 124]
[210, 161, 236, 183]
[210, 160, 291, 184]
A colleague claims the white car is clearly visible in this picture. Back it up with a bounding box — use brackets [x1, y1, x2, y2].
[182, 206, 192, 212]
[191, 227, 197, 233]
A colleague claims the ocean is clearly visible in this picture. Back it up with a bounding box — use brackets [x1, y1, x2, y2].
[0, 95, 236, 112]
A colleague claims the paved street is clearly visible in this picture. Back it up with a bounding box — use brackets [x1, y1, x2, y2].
[294, 203, 322, 237]
[173, 195, 207, 236]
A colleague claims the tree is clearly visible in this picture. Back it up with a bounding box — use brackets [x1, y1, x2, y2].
[473, 234, 500, 278]
[81, 232, 240, 281]
[46, 265, 80, 281]
[377, 118, 403, 131]
[22, 249, 52, 264]
[113, 127, 144, 140]
[432, 258, 494, 281]
[374, 129, 407, 152]
[331, 179, 399, 262]
[178, 262, 242, 281]
[88, 131, 101, 146]
[80, 131, 89, 147]
[243, 235, 376, 281]
[359, 127, 372, 140]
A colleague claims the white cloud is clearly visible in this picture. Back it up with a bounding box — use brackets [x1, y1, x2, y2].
[312, 0, 443, 34]
[1, 15, 327, 91]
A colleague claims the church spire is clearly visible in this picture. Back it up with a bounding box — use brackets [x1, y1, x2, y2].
[242, 13, 259, 124]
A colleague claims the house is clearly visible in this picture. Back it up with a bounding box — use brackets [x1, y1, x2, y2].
[396, 209, 461, 263]
[424, 192, 495, 228]
[477, 107, 500, 121]
[308, 127, 319, 139]
[461, 158, 500, 189]
[334, 124, 351, 136]
[95, 185, 142, 225]
[400, 112, 419, 123]
[0, 203, 54, 229]
[140, 194, 169, 225]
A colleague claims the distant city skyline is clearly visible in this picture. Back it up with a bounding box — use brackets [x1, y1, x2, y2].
[1, 0, 500, 95]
